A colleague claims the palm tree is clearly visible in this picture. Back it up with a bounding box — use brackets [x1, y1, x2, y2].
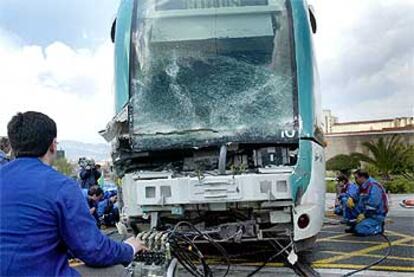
[400, 147, 414, 181]
[352, 135, 412, 180]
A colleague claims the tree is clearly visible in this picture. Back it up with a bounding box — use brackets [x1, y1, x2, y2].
[326, 154, 361, 176]
[352, 135, 412, 180]
[53, 157, 75, 176]
[399, 146, 414, 181]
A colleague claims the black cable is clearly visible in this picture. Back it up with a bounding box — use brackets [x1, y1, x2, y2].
[171, 246, 204, 276]
[342, 233, 392, 277]
[246, 241, 293, 277]
[168, 221, 231, 277]
[169, 235, 209, 277]
[170, 231, 212, 277]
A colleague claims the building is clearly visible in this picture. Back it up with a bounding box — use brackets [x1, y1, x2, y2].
[322, 110, 338, 134]
[323, 110, 414, 160]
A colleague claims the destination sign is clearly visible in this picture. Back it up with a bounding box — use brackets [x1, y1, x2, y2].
[156, 0, 268, 11]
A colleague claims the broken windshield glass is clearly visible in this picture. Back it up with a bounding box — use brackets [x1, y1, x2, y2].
[129, 0, 297, 150]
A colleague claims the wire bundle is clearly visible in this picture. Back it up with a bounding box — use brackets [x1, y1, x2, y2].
[167, 221, 231, 277]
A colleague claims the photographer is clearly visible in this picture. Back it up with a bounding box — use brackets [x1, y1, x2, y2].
[79, 158, 102, 189]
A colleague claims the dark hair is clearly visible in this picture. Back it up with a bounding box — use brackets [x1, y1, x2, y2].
[336, 174, 349, 183]
[0, 137, 10, 152]
[354, 169, 370, 179]
[88, 186, 104, 197]
[7, 111, 57, 158]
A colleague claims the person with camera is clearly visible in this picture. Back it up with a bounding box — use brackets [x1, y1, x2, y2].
[79, 159, 102, 189]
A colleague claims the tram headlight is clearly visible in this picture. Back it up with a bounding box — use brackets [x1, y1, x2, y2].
[297, 214, 310, 229]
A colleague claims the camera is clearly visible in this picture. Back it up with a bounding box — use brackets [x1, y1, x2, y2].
[78, 157, 96, 169]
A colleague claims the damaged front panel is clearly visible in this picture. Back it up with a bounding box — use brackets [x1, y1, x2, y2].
[113, 0, 304, 242]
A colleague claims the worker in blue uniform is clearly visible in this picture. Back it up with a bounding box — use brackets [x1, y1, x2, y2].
[334, 174, 359, 223]
[346, 169, 388, 236]
[85, 186, 105, 226]
[98, 194, 120, 226]
[0, 111, 147, 276]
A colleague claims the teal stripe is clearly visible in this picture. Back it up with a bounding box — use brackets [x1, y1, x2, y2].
[290, 0, 315, 200]
[114, 0, 134, 113]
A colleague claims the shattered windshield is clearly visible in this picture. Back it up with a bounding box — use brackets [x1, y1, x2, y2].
[130, 0, 297, 150]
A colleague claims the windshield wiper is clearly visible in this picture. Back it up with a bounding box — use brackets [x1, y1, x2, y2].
[154, 128, 219, 135]
[136, 128, 220, 136]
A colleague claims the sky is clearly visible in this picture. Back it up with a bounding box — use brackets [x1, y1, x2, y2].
[0, 0, 413, 143]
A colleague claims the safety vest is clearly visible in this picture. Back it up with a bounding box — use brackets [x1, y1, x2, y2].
[360, 180, 389, 214]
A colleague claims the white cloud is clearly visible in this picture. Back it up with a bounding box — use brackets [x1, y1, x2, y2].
[0, 29, 114, 143]
[308, 0, 414, 121]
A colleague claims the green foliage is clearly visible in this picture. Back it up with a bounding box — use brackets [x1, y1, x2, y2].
[53, 158, 74, 176]
[384, 176, 414, 193]
[362, 164, 381, 179]
[400, 147, 414, 181]
[353, 135, 413, 180]
[326, 180, 337, 193]
[326, 154, 361, 175]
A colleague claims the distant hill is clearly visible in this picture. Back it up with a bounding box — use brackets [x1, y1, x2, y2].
[59, 140, 111, 162]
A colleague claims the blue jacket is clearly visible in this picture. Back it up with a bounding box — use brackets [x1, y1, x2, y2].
[0, 158, 134, 276]
[338, 182, 359, 202]
[356, 177, 388, 220]
[82, 189, 101, 224]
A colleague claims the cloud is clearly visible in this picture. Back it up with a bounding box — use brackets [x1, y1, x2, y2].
[0, 29, 114, 143]
[0, 0, 119, 48]
[309, 0, 414, 121]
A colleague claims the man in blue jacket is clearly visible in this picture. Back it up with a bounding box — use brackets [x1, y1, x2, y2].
[0, 111, 147, 276]
[334, 174, 359, 223]
[98, 193, 120, 227]
[84, 186, 105, 227]
[347, 169, 388, 236]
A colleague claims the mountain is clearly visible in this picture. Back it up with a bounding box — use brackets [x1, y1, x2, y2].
[59, 140, 111, 162]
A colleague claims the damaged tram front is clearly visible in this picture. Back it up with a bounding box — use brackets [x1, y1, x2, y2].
[103, 0, 325, 252]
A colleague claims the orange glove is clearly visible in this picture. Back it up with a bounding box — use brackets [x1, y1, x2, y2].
[347, 198, 355, 209]
[356, 213, 365, 223]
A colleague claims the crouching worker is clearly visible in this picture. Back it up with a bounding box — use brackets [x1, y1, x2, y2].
[98, 193, 120, 227]
[0, 111, 147, 276]
[84, 186, 105, 227]
[334, 174, 359, 223]
[346, 169, 388, 236]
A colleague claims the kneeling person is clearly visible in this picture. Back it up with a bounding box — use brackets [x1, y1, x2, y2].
[98, 193, 120, 227]
[334, 174, 359, 223]
[348, 170, 388, 236]
[85, 186, 104, 226]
